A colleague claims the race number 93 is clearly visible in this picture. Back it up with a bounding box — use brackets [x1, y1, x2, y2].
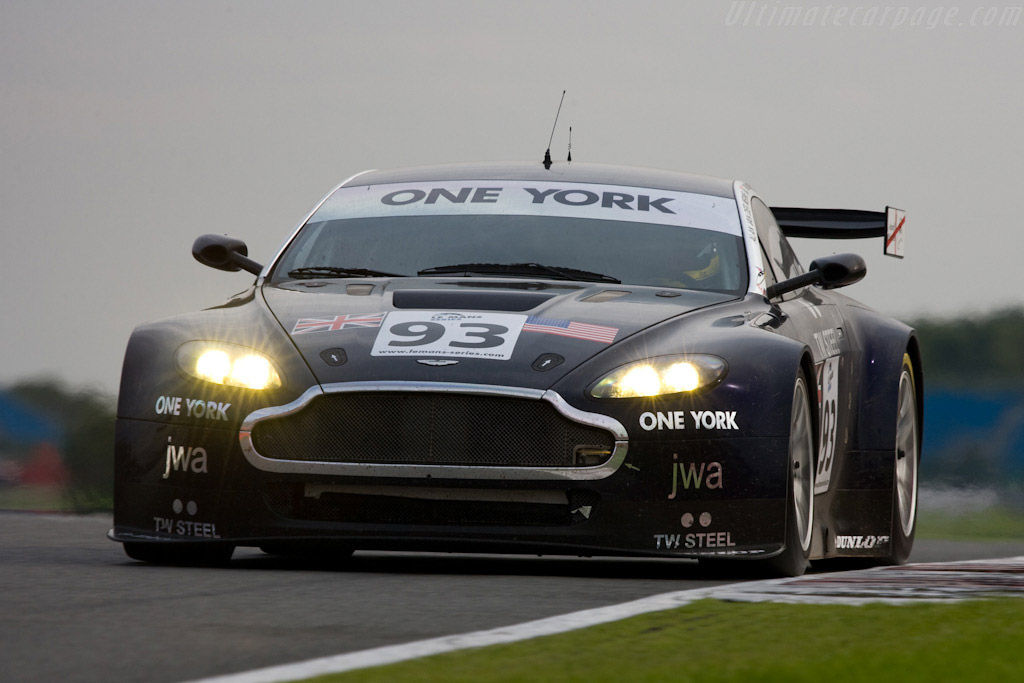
[813, 356, 840, 494]
[370, 311, 527, 360]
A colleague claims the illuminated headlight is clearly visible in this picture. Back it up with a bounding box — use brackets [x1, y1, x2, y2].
[590, 355, 727, 398]
[176, 342, 282, 390]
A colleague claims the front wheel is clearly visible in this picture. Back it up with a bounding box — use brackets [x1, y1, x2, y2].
[762, 375, 815, 577]
[882, 353, 919, 564]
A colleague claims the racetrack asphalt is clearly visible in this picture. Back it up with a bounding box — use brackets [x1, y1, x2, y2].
[4, 512, 1024, 683]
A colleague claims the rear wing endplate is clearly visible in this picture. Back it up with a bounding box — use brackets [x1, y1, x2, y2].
[771, 206, 906, 258]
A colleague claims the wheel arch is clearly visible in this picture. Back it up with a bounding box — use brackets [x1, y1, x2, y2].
[905, 333, 925, 451]
[799, 350, 820, 462]
[848, 312, 920, 452]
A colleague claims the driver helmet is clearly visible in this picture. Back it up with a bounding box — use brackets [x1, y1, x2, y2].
[684, 243, 720, 281]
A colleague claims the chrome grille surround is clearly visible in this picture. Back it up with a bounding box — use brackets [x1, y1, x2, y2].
[239, 382, 628, 480]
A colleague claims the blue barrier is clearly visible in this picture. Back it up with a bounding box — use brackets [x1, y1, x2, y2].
[924, 390, 1024, 478]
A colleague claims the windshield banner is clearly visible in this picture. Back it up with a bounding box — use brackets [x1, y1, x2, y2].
[310, 181, 741, 235]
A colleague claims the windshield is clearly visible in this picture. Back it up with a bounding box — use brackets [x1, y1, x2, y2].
[270, 181, 748, 294]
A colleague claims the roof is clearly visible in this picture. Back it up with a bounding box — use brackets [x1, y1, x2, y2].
[343, 161, 738, 199]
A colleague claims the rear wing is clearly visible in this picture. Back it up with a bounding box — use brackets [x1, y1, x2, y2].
[771, 206, 906, 258]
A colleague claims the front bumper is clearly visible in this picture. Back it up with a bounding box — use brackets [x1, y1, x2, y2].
[112, 385, 791, 559]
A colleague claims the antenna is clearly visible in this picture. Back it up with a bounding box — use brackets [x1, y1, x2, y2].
[543, 90, 566, 170]
[567, 126, 572, 163]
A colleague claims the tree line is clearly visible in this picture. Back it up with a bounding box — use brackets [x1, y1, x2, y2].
[911, 307, 1024, 389]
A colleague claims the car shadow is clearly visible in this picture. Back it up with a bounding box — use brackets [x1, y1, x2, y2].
[219, 548, 789, 581]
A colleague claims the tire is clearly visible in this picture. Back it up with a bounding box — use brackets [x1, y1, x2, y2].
[882, 353, 919, 564]
[123, 542, 234, 566]
[762, 375, 815, 577]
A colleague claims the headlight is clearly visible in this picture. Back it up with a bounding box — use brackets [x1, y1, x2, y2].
[176, 342, 282, 390]
[590, 355, 727, 398]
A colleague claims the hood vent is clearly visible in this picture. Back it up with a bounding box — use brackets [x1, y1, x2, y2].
[392, 290, 554, 312]
[448, 280, 580, 291]
[581, 290, 631, 303]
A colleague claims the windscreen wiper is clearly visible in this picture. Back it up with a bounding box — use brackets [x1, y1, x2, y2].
[417, 262, 620, 284]
[287, 266, 405, 279]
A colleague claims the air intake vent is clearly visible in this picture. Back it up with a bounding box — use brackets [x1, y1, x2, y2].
[250, 392, 615, 467]
[392, 290, 553, 311]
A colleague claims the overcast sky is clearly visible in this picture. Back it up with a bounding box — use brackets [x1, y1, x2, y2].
[2, 1, 1022, 393]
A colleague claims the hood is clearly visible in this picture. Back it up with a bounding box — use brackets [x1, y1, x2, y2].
[262, 278, 735, 390]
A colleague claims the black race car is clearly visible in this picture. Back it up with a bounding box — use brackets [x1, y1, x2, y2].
[110, 162, 920, 576]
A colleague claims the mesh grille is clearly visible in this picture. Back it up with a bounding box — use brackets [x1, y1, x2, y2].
[250, 392, 614, 467]
[263, 485, 601, 527]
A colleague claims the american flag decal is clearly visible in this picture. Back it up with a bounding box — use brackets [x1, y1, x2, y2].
[291, 313, 386, 335]
[523, 316, 618, 344]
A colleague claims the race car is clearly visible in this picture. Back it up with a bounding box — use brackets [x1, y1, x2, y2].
[110, 161, 921, 576]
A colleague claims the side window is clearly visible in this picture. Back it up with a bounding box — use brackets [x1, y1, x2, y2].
[752, 198, 804, 282]
[758, 245, 777, 289]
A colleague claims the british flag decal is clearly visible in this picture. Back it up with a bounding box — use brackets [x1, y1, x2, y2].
[291, 313, 386, 335]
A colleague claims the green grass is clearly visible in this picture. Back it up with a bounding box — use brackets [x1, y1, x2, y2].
[917, 505, 1024, 540]
[304, 599, 1024, 683]
[0, 484, 68, 512]
[0, 484, 110, 513]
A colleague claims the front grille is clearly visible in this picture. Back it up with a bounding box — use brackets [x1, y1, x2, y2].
[263, 485, 601, 527]
[250, 392, 614, 467]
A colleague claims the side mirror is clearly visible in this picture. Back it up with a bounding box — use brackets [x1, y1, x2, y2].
[765, 253, 866, 299]
[192, 234, 263, 275]
[808, 253, 867, 289]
